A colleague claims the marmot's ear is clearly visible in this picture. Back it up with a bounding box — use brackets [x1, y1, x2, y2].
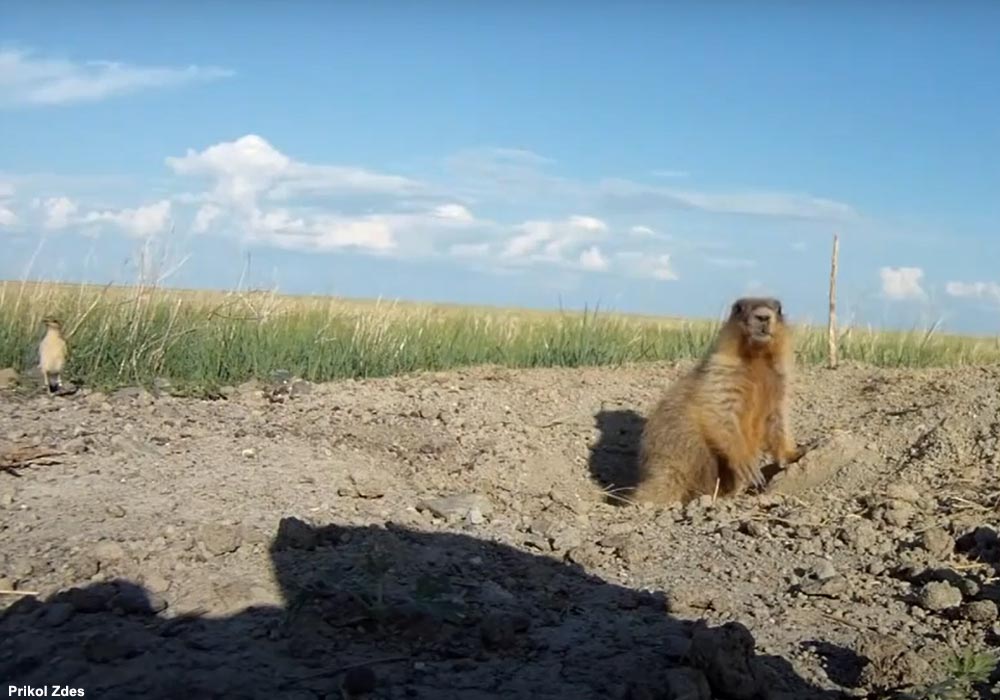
[773, 299, 783, 318]
[731, 299, 745, 316]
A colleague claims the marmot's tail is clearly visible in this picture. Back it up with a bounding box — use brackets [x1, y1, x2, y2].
[47, 374, 60, 393]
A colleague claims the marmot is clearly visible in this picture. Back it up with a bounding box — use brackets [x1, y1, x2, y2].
[632, 297, 801, 505]
[38, 317, 67, 394]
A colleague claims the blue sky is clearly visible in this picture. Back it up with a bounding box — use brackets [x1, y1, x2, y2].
[1, 2, 998, 333]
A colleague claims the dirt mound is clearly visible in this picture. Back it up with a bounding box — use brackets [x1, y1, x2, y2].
[2, 361, 1000, 698]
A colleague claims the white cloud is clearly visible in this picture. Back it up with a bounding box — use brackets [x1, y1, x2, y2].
[83, 200, 172, 238]
[36, 196, 78, 229]
[599, 178, 855, 221]
[649, 254, 678, 280]
[164, 135, 475, 254]
[567, 215, 607, 232]
[0, 182, 15, 227]
[502, 214, 608, 263]
[613, 251, 679, 281]
[445, 147, 584, 204]
[192, 204, 222, 233]
[445, 147, 854, 224]
[433, 203, 474, 223]
[0, 48, 233, 107]
[449, 242, 491, 258]
[578, 246, 609, 271]
[29, 195, 171, 238]
[880, 266, 926, 301]
[945, 280, 1000, 305]
[167, 134, 423, 211]
[4, 134, 858, 286]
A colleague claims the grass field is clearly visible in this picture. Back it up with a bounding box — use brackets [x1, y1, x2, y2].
[1, 279, 999, 391]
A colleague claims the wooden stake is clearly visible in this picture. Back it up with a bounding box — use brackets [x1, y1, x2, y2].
[827, 233, 839, 369]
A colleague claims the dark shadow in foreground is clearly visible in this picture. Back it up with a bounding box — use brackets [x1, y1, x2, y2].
[1, 518, 850, 699]
[588, 408, 646, 505]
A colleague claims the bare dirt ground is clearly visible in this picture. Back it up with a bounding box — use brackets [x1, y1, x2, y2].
[2, 361, 1000, 699]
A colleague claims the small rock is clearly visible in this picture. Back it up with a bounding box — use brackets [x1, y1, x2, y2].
[885, 483, 921, 504]
[42, 602, 75, 626]
[866, 561, 886, 576]
[340, 666, 377, 696]
[919, 527, 954, 559]
[883, 502, 916, 527]
[416, 493, 493, 522]
[143, 574, 171, 593]
[93, 541, 126, 564]
[964, 600, 998, 623]
[811, 560, 838, 581]
[341, 470, 386, 499]
[241, 447, 256, 459]
[958, 577, 980, 598]
[111, 585, 168, 615]
[198, 523, 243, 556]
[688, 621, 763, 699]
[63, 585, 115, 613]
[64, 437, 89, 454]
[290, 380, 313, 398]
[478, 581, 516, 605]
[68, 554, 100, 580]
[799, 576, 848, 598]
[106, 504, 127, 518]
[918, 581, 963, 611]
[274, 516, 319, 550]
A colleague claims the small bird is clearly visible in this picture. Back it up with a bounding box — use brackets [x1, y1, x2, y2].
[38, 317, 68, 394]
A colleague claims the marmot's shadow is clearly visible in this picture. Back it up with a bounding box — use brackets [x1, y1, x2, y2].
[588, 408, 646, 503]
[0, 518, 849, 699]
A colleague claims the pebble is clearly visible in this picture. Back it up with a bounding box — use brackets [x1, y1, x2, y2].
[93, 541, 126, 564]
[885, 483, 921, 504]
[919, 527, 954, 559]
[198, 524, 243, 556]
[42, 602, 74, 626]
[964, 600, 998, 623]
[811, 560, 838, 581]
[917, 581, 963, 612]
[416, 493, 493, 521]
[799, 576, 848, 598]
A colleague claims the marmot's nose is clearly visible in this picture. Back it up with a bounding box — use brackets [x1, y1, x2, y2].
[754, 313, 771, 324]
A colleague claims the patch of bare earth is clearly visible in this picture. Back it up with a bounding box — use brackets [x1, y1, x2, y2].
[2, 361, 1000, 698]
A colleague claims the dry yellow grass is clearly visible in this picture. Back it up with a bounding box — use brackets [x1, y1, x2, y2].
[1, 278, 997, 392]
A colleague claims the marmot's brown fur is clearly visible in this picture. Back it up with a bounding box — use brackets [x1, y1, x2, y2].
[632, 297, 801, 505]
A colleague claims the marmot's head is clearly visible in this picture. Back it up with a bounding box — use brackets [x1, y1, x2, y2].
[728, 297, 785, 345]
[41, 317, 62, 331]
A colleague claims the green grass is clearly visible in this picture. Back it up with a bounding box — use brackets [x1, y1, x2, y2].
[1, 279, 999, 392]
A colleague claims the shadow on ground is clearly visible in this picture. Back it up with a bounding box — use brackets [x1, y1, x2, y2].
[0, 518, 849, 699]
[588, 408, 646, 504]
